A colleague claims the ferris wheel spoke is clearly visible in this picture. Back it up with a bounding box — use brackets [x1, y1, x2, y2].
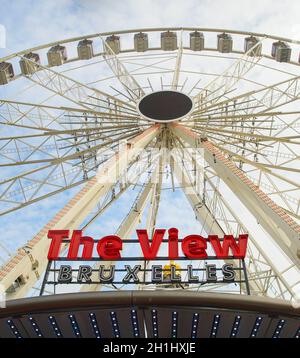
[228, 155, 300, 173]
[0, 130, 74, 166]
[192, 119, 300, 211]
[0, 124, 160, 299]
[0, 125, 160, 217]
[101, 36, 145, 101]
[137, 134, 166, 289]
[0, 163, 89, 215]
[171, 31, 183, 90]
[58, 127, 141, 150]
[257, 171, 300, 216]
[0, 126, 145, 176]
[0, 129, 144, 167]
[271, 114, 300, 138]
[134, 166, 166, 291]
[81, 162, 160, 292]
[122, 55, 177, 76]
[78, 98, 139, 119]
[63, 111, 141, 121]
[192, 128, 278, 154]
[190, 109, 300, 123]
[19, 55, 136, 112]
[109, 85, 138, 102]
[0, 165, 85, 216]
[0, 137, 63, 169]
[0, 142, 152, 216]
[180, 125, 293, 190]
[210, 142, 300, 184]
[0, 98, 137, 120]
[192, 124, 300, 144]
[193, 37, 265, 110]
[237, 163, 300, 216]
[0, 98, 103, 136]
[232, 129, 300, 176]
[181, 144, 298, 299]
[80, 148, 160, 235]
[0, 99, 63, 130]
[0, 163, 53, 186]
[193, 73, 300, 130]
[0, 124, 147, 143]
[191, 127, 273, 150]
[171, 123, 300, 267]
[0, 96, 142, 151]
[206, 135, 269, 156]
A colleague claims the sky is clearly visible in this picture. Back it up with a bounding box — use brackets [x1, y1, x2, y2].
[1, 0, 300, 54]
[0, 0, 300, 297]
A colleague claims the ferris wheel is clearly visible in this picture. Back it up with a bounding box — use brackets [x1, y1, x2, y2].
[0, 26, 299, 311]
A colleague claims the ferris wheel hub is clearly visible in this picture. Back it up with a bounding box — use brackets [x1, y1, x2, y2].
[137, 90, 194, 123]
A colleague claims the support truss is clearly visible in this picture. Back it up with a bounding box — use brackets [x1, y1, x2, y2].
[171, 123, 300, 267]
[0, 125, 160, 299]
[19, 55, 135, 111]
[172, 147, 298, 299]
[80, 161, 160, 292]
[195, 74, 300, 118]
[101, 37, 145, 100]
[193, 38, 264, 110]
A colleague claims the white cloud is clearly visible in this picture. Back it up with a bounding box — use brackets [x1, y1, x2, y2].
[1, 0, 300, 54]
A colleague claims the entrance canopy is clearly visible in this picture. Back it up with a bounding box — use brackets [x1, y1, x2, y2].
[0, 291, 299, 338]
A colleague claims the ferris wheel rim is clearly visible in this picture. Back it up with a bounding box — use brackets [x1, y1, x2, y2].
[0, 25, 300, 303]
[2, 26, 300, 64]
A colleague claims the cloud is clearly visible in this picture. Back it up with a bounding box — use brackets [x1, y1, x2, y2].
[1, 0, 300, 55]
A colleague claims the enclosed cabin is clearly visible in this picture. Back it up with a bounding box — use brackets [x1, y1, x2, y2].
[19, 52, 40, 75]
[161, 31, 177, 51]
[189, 31, 205, 51]
[271, 41, 291, 62]
[217, 33, 233, 53]
[105, 35, 121, 54]
[47, 45, 67, 66]
[77, 39, 94, 60]
[134, 32, 148, 52]
[244, 36, 262, 56]
[0, 62, 14, 85]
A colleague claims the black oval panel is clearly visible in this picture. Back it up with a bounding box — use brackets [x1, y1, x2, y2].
[138, 91, 193, 122]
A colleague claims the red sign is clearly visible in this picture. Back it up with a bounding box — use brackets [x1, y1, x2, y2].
[47, 228, 248, 260]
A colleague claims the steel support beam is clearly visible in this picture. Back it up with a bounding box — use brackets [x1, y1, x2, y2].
[101, 37, 145, 100]
[80, 163, 160, 292]
[172, 155, 263, 295]
[194, 74, 300, 118]
[171, 32, 183, 90]
[193, 39, 264, 110]
[19, 55, 135, 112]
[172, 153, 298, 299]
[171, 123, 300, 267]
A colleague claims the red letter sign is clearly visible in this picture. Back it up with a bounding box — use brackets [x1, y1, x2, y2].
[67, 230, 94, 259]
[137, 229, 165, 260]
[209, 234, 248, 259]
[47, 230, 69, 259]
[182, 235, 207, 259]
[168, 228, 179, 259]
[97, 235, 122, 259]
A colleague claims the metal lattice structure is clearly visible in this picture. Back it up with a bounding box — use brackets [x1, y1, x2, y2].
[0, 27, 299, 305]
